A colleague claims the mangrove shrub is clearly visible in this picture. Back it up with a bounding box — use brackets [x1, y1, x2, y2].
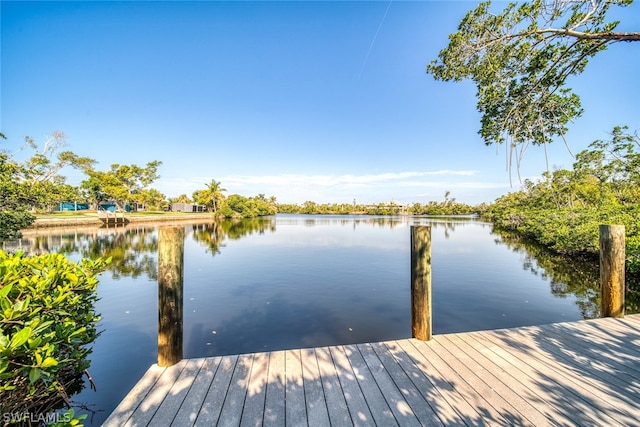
[0, 251, 108, 422]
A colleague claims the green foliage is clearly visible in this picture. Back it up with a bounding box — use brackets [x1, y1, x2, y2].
[218, 194, 277, 218]
[3, 131, 95, 214]
[427, 0, 638, 176]
[48, 409, 87, 426]
[19, 131, 96, 184]
[0, 149, 36, 239]
[169, 194, 192, 204]
[192, 179, 227, 213]
[81, 160, 163, 209]
[484, 126, 640, 279]
[0, 211, 35, 241]
[410, 192, 478, 216]
[189, 182, 277, 218]
[0, 251, 109, 420]
[277, 193, 477, 216]
[138, 188, 167, 211]
[0, 130, 98, 237]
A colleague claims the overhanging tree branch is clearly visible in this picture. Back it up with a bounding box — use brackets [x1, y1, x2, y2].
[534, 28, 640, 40]
[427, 0, 639, 181]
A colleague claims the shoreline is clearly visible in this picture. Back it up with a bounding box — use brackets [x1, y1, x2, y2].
[25, 211, 482, 232]
[28, 212, 219, 229]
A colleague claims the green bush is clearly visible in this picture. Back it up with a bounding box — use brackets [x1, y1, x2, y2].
[0, 212, 36, 240]
[0, 250, 108, 424]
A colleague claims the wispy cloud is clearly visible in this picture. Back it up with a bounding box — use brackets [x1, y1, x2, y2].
[220, 170, 478, 188]
[155, 170, 510, 205]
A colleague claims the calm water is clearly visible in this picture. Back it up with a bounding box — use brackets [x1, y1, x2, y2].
[4, 214, 607, 425]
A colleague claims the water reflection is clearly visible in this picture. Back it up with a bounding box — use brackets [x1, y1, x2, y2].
[5, 216, 633, 322]
[2, 225, 159, 280]
[494, 228, 639, 317]
[280, 214, 481, 239]
[5, 214, 637, 427]
[5, 218, 277, 280]
[191, 217, 276, 256]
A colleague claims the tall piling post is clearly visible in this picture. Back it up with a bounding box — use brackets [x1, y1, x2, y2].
[158, 226, 185, 366]
[600, 224, 625, 318]
[411, 225, 432, 341]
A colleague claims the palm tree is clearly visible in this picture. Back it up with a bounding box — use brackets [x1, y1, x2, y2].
[196, 179, 226, 213]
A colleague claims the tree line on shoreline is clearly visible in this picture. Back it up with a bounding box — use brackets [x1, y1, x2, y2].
[3, 127, 639, 277]
[0, 131, 282, 238]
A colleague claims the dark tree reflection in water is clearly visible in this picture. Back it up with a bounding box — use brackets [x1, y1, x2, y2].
[494, 228, 639, 318]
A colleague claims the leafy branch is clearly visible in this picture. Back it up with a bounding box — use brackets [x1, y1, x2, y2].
[427, 0, 639, 179]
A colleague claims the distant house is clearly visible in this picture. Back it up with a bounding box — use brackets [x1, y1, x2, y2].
[54, 201, 142, 212]
[98, 202, 133, 212]
[171, 203, 207, 213]
[56, 202, 90, 211]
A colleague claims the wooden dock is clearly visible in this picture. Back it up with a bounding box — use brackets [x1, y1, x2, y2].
[97, 209, 129, 226]
[103, 315, 640, 426]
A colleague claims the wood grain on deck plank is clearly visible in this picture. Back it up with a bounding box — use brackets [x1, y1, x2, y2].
[104, 314, 640, 427]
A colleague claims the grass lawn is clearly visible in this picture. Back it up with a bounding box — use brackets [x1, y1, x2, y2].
[34, 211, 211, 219]
[34, 211, 99, 218]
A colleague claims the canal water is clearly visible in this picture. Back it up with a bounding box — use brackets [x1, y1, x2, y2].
[3, 214, 610, 425]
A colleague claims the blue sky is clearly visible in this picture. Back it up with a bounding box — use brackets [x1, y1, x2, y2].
[2, 1, 639, 205]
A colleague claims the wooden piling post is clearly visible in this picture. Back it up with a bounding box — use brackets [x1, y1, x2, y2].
[158, 226, 185, 366]
[411, 225, 432, 341]
[600, 224, 625, 318]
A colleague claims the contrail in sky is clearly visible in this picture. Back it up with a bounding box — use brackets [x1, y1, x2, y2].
[358, 0, 393, 80]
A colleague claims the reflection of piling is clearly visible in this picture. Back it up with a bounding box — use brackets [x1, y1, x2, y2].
[411, 226, 432, 341]
[600, 224, 625, 318]
[158, 227, 184, 366]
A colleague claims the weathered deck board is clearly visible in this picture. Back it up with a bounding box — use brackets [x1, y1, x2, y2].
[172, 357, 221, 427]
[284, 349, 306, 427]
[194, 355, 238, 426]
[477, 327, 634, 426]
[314, 347, 351, 427]
[262, 351, 285, 427]
[104, 314, 640, 426]
[329, 345, 374, 426]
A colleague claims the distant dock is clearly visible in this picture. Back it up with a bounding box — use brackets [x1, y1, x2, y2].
[97, 209, 129, 226]
[104, 314, 640, 426]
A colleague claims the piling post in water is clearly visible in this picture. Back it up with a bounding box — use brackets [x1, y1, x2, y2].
[411, 225, 432, 341]
[600, 224, 625, 318]
[158, 226, 185, 366]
